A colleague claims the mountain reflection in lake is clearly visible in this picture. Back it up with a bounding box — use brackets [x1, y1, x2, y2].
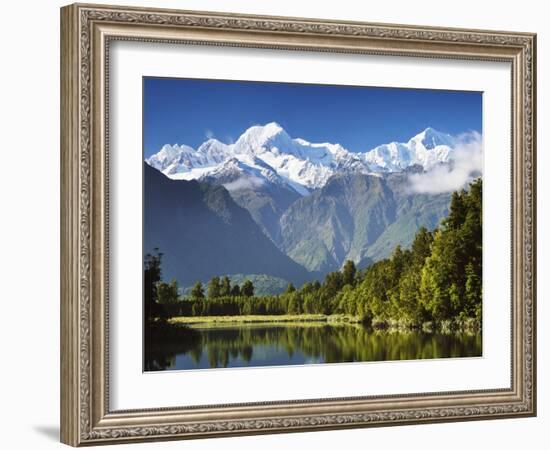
[144, 323, 482, 372]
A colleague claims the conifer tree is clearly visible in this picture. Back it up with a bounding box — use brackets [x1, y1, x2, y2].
[191, 281, 205, 300]
[231, 284, 241, 296]
[207, 276, 221, 298]
[342, 260, 357, 286]
[241, 280, 254, 297]
[285, 283, 296, 294]
[220, 276, 231, 297]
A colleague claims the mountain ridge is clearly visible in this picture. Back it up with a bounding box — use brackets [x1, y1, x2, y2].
[146, 123, 462, 195]
[144, 162, 314, 286]
[278, 170, 451, 273]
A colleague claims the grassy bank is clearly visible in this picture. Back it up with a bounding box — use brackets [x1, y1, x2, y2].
[169, 314, 481, 333]
[170, 314, 363, 326]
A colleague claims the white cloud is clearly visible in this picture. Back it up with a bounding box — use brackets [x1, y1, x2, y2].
[223, 175, 265, 192]
[205, 129, 215, 139]
[408, 131, 482, 194]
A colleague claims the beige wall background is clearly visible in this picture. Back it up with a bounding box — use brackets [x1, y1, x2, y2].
[0, 1, 546, 448]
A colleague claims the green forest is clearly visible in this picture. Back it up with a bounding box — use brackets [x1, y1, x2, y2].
[145, 178, 482, 330]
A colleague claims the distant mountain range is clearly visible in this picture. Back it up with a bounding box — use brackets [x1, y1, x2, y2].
[145, 124, 480, 289]
[147, 122, 457, 193]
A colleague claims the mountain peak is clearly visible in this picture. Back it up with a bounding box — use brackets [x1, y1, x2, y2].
[262, 121, 284, 133]
[146, 143, 195, 172]
[158, 143, 193, 157]
[197, 138, 230, 155]
[242, 122, 284, 137]
[198, 137, 225, 148]
[234, 122, 290, 153]
[410, 127, 454, 150]
[422, 126, 437, 134]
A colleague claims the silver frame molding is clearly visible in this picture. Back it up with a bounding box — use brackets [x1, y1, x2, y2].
[60, 3, 536, 446]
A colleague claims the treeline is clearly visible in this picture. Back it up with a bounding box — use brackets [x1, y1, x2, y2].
[146, 178, 482, 326]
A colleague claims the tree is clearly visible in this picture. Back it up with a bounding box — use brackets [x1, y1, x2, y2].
[241, 280, 254, 297]
[144, 249, 163, 322]
[303, 292, 316, 313]
[390, 245, 407, 279]
[357, 259, 394, 321]
[397, 268, 424, 324]
[157, 279, 179, 305]
[419, 178, 482, 322]
[420, 229, 459, 321]
[191, 281, 204, 300]
[339, 284, 357, 316]
[191, 301, 204, 316]
[231, 284, 241, 296]
[285, 283, 296, 294]
[300, 282, 318, 295]
[462, 178, 482, 280]
[411, 226, 433, 267]
[324, 271, 343, 297]
[286, 291, 303, 314]
[220, 276, 232, 297]
[444, 190, 468, 230]
[342, 260, 357, 286]
[207, 276, 221, 298]
[465, 262, 482, 319]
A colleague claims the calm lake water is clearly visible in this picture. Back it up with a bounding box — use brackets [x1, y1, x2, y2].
[145, 323, 481, 371]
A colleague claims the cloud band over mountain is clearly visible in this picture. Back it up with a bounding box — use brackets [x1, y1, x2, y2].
[407, 131, 482, 194]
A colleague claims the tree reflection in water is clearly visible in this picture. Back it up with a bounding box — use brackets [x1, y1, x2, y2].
[145, 323, 481, 371]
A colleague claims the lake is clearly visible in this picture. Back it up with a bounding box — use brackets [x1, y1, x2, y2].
[144, 322, 482, 371]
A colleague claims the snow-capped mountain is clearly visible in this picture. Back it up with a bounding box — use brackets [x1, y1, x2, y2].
[364, 127, 455, 173]
[148, 139, 232, 177]
[146, 122, 459, 195]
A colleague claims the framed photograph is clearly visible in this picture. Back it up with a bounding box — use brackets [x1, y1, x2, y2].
[60, 3, 537, 446]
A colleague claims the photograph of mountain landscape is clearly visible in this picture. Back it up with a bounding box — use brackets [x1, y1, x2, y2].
[143, 77, 483, 372]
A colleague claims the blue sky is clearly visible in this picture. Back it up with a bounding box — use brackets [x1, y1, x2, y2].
[143, 77, 482, 158]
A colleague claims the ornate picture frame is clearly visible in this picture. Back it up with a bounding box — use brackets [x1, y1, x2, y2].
[60, 3, 536, 446]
